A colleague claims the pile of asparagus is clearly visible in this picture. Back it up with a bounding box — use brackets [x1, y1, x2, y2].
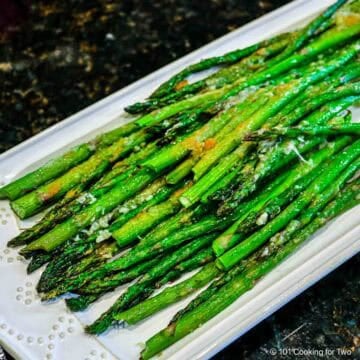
[2, 0, 360, 357]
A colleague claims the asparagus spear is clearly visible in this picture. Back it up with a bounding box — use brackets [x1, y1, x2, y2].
[0, 122, 139, 201]
[110, 216, 227, 271]
[190, 45, 360, 182]
[27, 253, 53, 274]
[201, 155, 258, 204]
[137, 208, 200, 248]
[267, 0, 348, 66]
[38, 179, 187, 289]
[14, 167, 136, 254]
[111, 180, 190, 247]
[135, 0, 347, 113]
[63, 156, 310, 290]
[261, 62, 360, 130]
[212, 135, 351, 255]
[152, 85, 271, 185]
[136, 25, 360, 131]
[114, 263, 220, 326]
[36, 177, 178, 291]
[66, 247, 214, 312]
[85, 233, 217, 334]
[180, 95, 351, 210]
[145, 0, 346, 103]
[224, 96, 359, 208]
[20, 168, 158, 255]
[55, 218, 206, 296]
[244, 155, 358, 246]
[147, 34, 285, 100]
[141, 181, 359, 359]
[157, 178, 360, 328]
[140, 60, 347, 189]
[141, 83, 269, 174]
[127, 34, 292, 114]
[9, 142, 162, 248]
[41, 216, 221, 299]
[215, 160, 329, 252]
[217, 142, 360, 270]
[11, 128, 152, 219]
[4, 4, 360, 349]
[246, 122, 360, 140]
[65, 256, 160, 312]
[204, 34, 291, 89]
[200, 161, 247, 203]
[155, 247, 215, 288]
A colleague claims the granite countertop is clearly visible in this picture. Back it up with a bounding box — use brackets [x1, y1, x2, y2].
[1, 1, 359, 359]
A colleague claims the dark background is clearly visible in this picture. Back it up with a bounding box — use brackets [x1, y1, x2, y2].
[1, 0, 359, 359]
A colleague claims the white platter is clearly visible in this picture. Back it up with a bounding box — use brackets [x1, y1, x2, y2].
[0, 0, 359, 359]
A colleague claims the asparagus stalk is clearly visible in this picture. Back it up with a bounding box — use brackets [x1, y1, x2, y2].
[136, 0, 347, 114]
[215, 160, 327, 252]
[42, 241, 118, 292]
[127, 34, 292, 114]
[41, 180, 187, 286]
[140, 56, 350, 184]
[41, 216, 221, 299]
[202, 156, 258, 203]
[11, 129, 152, 219]
[246, 122, 360, 140]
[267, 0, 348, 66]
[11, 166, 136, 252]
[212, 135, 351, 255]
[180, 82, 360, 210]
[200, 161, 247, 203]
[204, 34, 291, 89]
[136, 25, 360, 131]
[141, 83, 268, 174]
[4, 4, 360, 349]
[111, 181, 190, 247]
[11, 144, 164, 249]
[224, 96, 359, 208]
[145, 0, 346, 103]
[218, 96, 358, 215]
[85, 233, 217, 334]
[142, 180, 359, 359]
[155, 247, 215, 288]
[65, 256, 160, 312]
[165, 178, 360, 326]
[190, 45, 360, 182]
[20, 168, 158, 255]
[36, 177, 177, 291]
[114, 263, 220, 326]
[66, 246, 214, 312]
[0, 122, 139, 201]
[110, 216, 227, 271]
[27, 253, 53, 274]
[134, 204, 210, 251]
[249, 158, 358, 249]
[155, 86, 270, 184]
[217, 142, 360, 270]
[147, 34, 284, 100]
[137, 208, 200, 248]
[261, 62, 360, 130]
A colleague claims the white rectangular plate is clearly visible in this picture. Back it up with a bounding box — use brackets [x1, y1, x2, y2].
[0, 0, 359, 359]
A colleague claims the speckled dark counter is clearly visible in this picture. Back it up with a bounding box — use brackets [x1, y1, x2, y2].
[1, 1, 359, 359]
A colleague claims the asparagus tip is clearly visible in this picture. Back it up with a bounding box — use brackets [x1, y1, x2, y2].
[7, 237, 25, 248]
[85, 321, 108, 335]
[0, 188, 8, 199]
[66, 297, 90, 312]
